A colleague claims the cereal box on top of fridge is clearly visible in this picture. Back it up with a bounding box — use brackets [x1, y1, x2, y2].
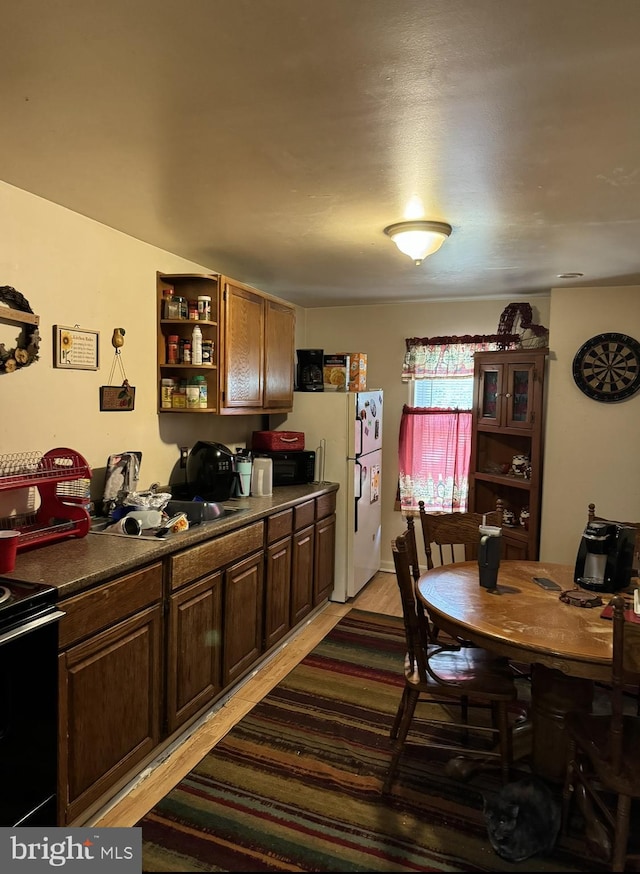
[323, 354, 350, 391]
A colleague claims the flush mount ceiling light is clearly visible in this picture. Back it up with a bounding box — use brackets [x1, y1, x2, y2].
[384, 220, 452, 265]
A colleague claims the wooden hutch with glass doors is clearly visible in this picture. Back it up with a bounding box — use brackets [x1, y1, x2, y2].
[469, 348, 548, 560]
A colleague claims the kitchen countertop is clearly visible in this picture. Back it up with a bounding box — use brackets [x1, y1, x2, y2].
[1, 483, 339, 599]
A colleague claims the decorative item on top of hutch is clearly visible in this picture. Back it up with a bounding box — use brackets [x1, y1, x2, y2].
[468, 347, 548, 560]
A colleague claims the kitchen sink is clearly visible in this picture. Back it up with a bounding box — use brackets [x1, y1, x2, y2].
[89, 505, 245, 539]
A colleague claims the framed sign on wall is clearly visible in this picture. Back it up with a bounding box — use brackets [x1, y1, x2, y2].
[53, 325, 99, 370]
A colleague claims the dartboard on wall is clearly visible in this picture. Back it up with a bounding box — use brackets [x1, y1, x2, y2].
[572, 332, 640, 403]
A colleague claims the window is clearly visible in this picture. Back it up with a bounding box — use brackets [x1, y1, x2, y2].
[398, 334, 515, 513]
[412, 375, 473, 409]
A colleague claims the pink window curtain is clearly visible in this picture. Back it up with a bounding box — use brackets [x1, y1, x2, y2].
[398, 334, 518, 513]
[398, 406, 473, 512]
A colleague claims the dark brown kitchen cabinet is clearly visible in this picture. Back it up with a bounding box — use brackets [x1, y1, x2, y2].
[314, 513, 336, 605]
[223, 551, 264, 686]
[166, 571, 223, 734]
[469, 348, 547, 560]
[290, 499, 317, 624]
[265, 509, 294, 649]
[55, 488, 337, 826]
[57, 563, 163, 825]
[220, 277, 295, 414]
[169, 521, 265, 695]
[291, 525, 315, 624]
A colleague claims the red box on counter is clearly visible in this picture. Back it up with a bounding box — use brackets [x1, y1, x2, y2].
[251, 431, 305, 452]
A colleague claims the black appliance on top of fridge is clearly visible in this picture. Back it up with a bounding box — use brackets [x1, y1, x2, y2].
[296, 349, 324, 392]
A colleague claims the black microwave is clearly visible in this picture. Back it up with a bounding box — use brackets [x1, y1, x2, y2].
[252, 450, 316, 486]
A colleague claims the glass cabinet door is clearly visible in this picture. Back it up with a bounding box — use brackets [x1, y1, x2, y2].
[504, 363, 536, 429]
[477, 365, 503, 426]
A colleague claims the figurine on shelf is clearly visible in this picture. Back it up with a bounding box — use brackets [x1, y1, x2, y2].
[502, 507, 516, 527]
[519, 507, 530, 530]
[511, 454, 529, 477]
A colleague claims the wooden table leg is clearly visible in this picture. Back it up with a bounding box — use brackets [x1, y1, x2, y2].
[531, 664, 593, 781]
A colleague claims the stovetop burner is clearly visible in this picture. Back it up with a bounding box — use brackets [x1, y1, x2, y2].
[0, 578, 58, 630]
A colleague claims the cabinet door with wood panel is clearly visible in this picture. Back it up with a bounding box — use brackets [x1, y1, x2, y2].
[314, 512, 336, 605]
[291, 525, 314, 625]
[263, 298, 295, 411]
[220, 277, 295, 413]
[469, 348, 547, 560]
[222, 551, 265, 686]
[221, 279, 265, 411]
[166, 571, 223, 734]
[58, 604, 163, 825]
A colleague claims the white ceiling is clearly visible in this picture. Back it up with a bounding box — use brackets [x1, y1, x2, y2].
[2, 0, 640, 308]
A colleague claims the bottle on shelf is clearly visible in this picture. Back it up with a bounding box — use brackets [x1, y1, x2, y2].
[163, 286, 175, 319]
[191, 324, 203, 365]
[197, 295, 212, 321]
[167, 334, 179, 364]
[194, 374, 207, 408]
[161, 378, 177, 409]
[202, 338, 213, 365]
[186, 378, 200, 409]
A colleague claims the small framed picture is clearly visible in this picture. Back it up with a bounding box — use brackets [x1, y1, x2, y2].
[53, 325, 99, 370]
[99, 383, 136, 411]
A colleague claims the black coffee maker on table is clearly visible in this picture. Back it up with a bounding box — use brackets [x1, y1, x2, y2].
[574, 520, 636, 593]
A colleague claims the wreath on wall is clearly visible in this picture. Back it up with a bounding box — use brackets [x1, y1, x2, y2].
[0, 286, 40, 373]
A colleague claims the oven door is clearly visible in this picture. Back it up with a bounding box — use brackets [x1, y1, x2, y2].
[0, 609, 64, 826]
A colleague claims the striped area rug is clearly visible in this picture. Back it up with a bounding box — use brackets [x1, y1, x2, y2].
[139, 609, 603, 872]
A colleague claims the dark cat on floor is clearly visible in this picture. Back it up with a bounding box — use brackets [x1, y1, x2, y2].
[483, 775, 561, 862]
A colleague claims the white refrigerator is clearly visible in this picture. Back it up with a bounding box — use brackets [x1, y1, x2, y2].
[281, 389, 383, 602]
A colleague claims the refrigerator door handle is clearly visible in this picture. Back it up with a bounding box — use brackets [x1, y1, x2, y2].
[355, 416, 363, 457]
[354, 460, 362, 533]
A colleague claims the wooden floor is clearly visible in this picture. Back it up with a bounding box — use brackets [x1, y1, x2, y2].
[91, 570, 401, 828]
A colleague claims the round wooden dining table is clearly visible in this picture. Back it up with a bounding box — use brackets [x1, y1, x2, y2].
[417, 559, 618, 782]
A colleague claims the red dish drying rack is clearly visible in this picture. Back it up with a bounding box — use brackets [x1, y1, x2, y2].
[0, 448, 92, 551]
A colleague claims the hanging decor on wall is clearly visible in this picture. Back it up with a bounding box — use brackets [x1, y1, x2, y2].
[100, 328, 135, 411]
[497, 302, 549, 349]
[0, 286, 40, 374]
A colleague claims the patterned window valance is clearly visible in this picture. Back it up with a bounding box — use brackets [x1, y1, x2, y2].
[401, 333, 518, 381]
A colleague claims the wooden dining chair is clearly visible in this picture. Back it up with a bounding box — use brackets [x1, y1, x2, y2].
[382, 526, 518, 794]
[416, 500, 505, 647]
[561, 594, 640, 871]
[417, 500, 504, 569]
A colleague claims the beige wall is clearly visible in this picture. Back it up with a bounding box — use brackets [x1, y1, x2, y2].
[541, 286, 640, 563]
[0, 181, 266, 497]
[3, 179, 637, 577]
